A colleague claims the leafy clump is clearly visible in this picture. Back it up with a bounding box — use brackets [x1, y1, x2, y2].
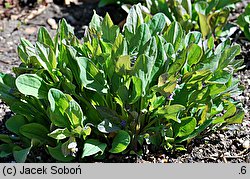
[237, 3, 250, 40]
[99, 0, 242, 39]
[0, 4, 244, 162]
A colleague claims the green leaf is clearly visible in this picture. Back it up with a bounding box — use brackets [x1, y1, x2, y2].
[102, 13, 119, 43]
[16, 74, 49, 99]
[96, 107, 121, 122]
[35, 42, 57, 71]
[129, 23, 151, 53]
[148, 13, 170, 36]
[48, 128, 71, 140]
[0, 73, 17, 105]
[89, 10, 102, 33]
[37, 26, 54, 48]
[81, 126, 92, 140]
[124, 4, 144, 39]
[218, 45, 241, 70]
[129, 76, 142, 104]
[115, 55, 131, 74]
[223, 101, 236, 119]
[97, 119, 120, 133]
[47, 143, 74, 162]
[226, 111, 244, 124]
[98, 0, 115, 7]
[66, 99, 85, 127]
[109, 130, 131, 153]
[17, 45, 29, 63]
[164, 21, 183, 51]
[61, 137, 77, 157]
[149, 95, 165, 112]
[156, 104, 186, 123]
[185, 70, 211, 85]
[208, 8, 230, 36]
[208, 70, 231, 84]
[185, 31, 202, 47]
[59, 18, 74, 40]
[13, 145, 32, 163]
[133, 55, 155, 95]
[187, 44, 203, 66]
[10, 101, 48, 126]
[69, 52, 108, 94]
[216, 0, 241, 10]
[78, 57, 108, 93]
[168, 49, 187, 75]
[111, 33, 128, 59]
[0, 134, 12, 143]
[207, 35, 215, 49]
[48, 88, 72, 128]
[82, 139, 107, 158]
[5, 115, 28, 135]
[0, 144, 16, 158]
[174, 117, 197, 137]
[195, 2, 210, 37]
[19, 123, 52, 145]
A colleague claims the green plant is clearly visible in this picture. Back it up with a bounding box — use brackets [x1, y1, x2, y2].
[237, 3, 250, 40]
[193, 0, 241, 38]
[100, 0, 242, 39]
[0, 4, 244, 162]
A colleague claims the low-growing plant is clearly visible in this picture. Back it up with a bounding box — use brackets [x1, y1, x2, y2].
[100, 0, 242, 39]
[0, 4, 245, 162]
[237, 3, 250, 41]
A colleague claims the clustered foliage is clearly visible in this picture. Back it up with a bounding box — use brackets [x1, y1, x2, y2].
[0, 3, 245, 162]
[99, 0, 244, 39]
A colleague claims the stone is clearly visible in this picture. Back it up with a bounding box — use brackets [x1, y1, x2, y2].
[47, 18, 58, 30]
[24, 27, 37, 35]
[242, 140, 250, 149]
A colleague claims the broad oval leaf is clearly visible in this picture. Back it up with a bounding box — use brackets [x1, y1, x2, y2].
[13, 144, 32, 163]
[164, 21, 183, 51]
[48, 88, 71, 128]
[48, 88, 84, 128]
[174, 117, 197, 137]
[5, 115, 28, 135]
[101, 13, 119, 43]
[37, 26, 54, 48]
[16, 74, 48, 99]
[218, 45, 241, 70]
[0, 134, 12, 143]
[47, 143, 74, 162]
[82, 139, 107, 158]
[97, 119, 120, 133]
[129, 23, 151, 53]
[187, 44, 203, 66]
[123, 4, 144, 37]
[19, 123, 52, 144]
[75, 56, 108, 94]
[149, 13, 170, 36]
[156, 104, 186, 123]
[226, 111, 244, 125]
[48, 128, 71, 140]
[109, 130, 131, 153]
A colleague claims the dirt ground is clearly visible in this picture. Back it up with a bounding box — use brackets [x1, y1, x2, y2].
[0, 1, 250, 163]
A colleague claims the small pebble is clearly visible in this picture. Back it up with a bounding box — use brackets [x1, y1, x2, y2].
[242, 140, 250, 149]
[219, 134, 225, 139]
[24, 27, 37, 35]
[47, 18, 58, 30]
